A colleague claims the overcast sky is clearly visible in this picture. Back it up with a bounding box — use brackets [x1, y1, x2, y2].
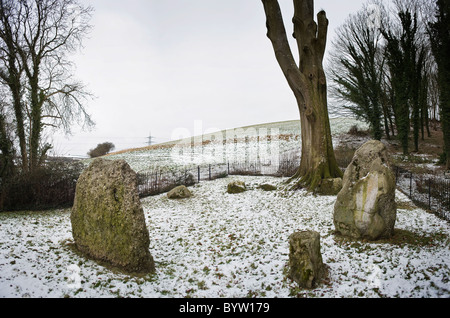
[50, 0, 372, 157]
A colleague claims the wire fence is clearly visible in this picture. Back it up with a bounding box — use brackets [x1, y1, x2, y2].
[394, 166, 450, 222]
[136, 149, 305, 198]
[136, 160, 299, 198]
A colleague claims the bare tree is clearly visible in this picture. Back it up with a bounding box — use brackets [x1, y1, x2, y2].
[0, 0, 28, 169]
[328, 1, 389, 141]
[262, 0, 342, 193]
[0, 0, 94, 172]
[429, 0, 450, 169]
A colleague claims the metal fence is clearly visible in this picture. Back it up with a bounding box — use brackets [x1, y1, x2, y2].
[394, 166, 450, 222]
[136, 159, 298, 198]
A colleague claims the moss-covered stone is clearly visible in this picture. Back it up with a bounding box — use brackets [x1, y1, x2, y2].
[288, 231, 325, 289]
[227, 180, 246, 194]
[258, 184, 277, 191]
[71, 158, 155, 275]
[167, 185, 192, 199]
[333, 140, 396, 240]
[317, 177, 342, 195]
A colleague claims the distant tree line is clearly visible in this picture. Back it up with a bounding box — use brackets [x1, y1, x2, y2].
[329, 0, 450, 168]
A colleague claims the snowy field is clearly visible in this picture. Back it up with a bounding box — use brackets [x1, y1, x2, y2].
[0, 175, 449, 298]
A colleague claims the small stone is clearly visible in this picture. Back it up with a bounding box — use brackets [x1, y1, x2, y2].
[167, 185, 192, 199]
[227, 180, 246, 194]
[288, 231, 325, 289]
[317, 177, 342, 195]
[258, 184, 277, 191]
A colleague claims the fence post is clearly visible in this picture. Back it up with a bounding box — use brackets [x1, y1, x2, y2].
[198, 166, 200, 183]
[410, 172, 412, 199]
[428, 178, 431, 210]
[209, 164, 211, 180]
[442, 179, 450, 212]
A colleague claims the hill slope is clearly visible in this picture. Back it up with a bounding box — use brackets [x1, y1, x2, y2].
[101, 118, 367, 173]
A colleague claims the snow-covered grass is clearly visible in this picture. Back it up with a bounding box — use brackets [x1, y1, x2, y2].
[1, 118, 448, 298]
[1, 175, 449, 298]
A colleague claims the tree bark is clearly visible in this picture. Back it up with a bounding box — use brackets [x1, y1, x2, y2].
[262, 0, 342, 192]
[0, 112, 15, 178]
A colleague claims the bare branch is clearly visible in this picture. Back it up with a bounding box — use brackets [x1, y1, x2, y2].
[261, 0, 306, 99]
[316, 10, 329, 60]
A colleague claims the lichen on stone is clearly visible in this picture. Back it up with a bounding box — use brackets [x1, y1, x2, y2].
[71, 158, 155, 275]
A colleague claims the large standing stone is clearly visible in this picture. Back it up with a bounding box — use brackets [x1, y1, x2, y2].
[71, 158, 155, 274]
[288, 231, 325, 289]
[333, 140, 396, 240]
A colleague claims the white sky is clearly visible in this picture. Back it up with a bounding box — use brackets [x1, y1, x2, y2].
[49, 0, 371, 157]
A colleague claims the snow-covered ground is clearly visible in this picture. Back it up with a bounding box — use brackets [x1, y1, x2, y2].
[0, 175, 449, 298]
[1, 118, 448, 298]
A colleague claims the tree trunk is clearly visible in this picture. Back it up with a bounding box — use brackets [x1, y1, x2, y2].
[262, 0, 342, 192]
[10, 70, 28, 171]
[0, 113, 15, 178]
[0, 9, 28, 172]
[381, 96, 391, 140]
[29, 74, 42, 171]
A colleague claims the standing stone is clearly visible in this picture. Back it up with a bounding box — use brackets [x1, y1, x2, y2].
[288, 231, 325, 289]
[71, 158, 155, 274]
[333, 140, 396, 240]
